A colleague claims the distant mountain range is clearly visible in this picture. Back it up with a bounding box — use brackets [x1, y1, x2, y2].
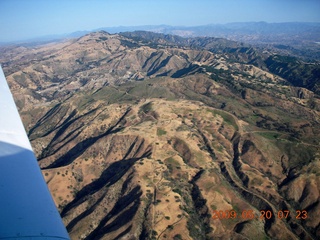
[2, 22, 319, 61]
[100, 22, 320, 42]
[102, 22, 320, 61]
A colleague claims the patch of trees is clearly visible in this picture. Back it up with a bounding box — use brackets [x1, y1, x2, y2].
[265, 55, 320, 94]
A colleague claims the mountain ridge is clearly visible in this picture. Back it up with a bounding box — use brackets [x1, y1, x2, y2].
[2, 22, 320, 60]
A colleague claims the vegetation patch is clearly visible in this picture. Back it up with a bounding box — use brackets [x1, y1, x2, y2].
[209, 109, 239, 131]
[157, 127, 167, 136]
[165, 157, 180, 173]
[256, 131, 280, 140]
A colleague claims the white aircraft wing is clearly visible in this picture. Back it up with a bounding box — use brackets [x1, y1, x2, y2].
[0, 66, 70, 239]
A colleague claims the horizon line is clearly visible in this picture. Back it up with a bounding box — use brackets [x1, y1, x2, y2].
[1, 21, 320, 44]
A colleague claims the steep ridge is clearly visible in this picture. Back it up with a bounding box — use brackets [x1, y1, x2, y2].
[1, 31, 320, 239]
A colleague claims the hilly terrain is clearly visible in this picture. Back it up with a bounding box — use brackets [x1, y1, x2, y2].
[4, 22, 319, 61]
[151, 22, 320, 61]
[1, 31, 320, 240]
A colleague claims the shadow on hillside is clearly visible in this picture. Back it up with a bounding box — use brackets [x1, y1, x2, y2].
[62, 148, 150, 219]
[44, 108, 132, 169]
[85, 186, 142, 239]
[45, 126, 124, 168]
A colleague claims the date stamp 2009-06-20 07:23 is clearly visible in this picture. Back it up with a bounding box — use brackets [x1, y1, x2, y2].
[212, 209, 308, 220]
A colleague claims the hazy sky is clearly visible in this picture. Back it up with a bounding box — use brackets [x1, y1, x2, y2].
[1, 0, 320, 42]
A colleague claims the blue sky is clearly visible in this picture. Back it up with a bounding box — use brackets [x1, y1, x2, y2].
[0, 0, 320, 42]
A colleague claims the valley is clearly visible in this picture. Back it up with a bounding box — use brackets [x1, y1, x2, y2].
[1, 31, 320, 239]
